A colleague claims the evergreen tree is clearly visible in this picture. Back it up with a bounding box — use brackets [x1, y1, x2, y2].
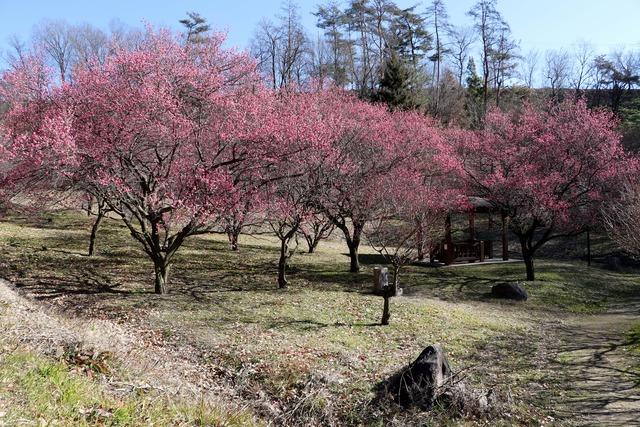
[465, 58, 484, 127]
[375, 53, 419, 110]
[390, 6, 431, 70]
[179, 12, 211, 44]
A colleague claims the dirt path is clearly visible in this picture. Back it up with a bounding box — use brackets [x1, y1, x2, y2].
[550, 302, 640, 426]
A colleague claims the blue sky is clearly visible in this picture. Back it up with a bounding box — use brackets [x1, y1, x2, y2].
[1, 0, 639, 57]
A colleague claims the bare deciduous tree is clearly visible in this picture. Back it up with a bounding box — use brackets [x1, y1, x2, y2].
[427, 0, 450, 112]
[5, 35, 30, 69]
[545, 49, 571, 97]
[571, 40, 595, 92]
[519, 48, 539, 88]
[488, 29, 519, 106]
[33, 20, 75, 82]
[447, 25, 475, 85]
[467, 0, 509, 109]
[603, 181, 640, 258]
[70, 24, 109, 67]
[251, 2, 310, 89]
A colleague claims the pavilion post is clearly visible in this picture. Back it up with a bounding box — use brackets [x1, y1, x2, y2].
[444, 213, 453, 265]
[501, 211, 509, 261]
[468, 210, 476, 242]
[586, 227, 591, 267]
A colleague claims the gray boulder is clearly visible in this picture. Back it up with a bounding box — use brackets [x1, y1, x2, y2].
[381, 344, 495, 414]
[386, 344, 452, 409]
[491, 282, 528, 301]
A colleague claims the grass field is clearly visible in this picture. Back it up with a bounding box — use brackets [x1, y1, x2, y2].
[0, 209, 638, 426]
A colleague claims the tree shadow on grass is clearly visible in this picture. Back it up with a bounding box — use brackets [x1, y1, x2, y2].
[351, 253, 388, 266]
[541, 320, 640, 426]
[13, 270, 135, 301]
[402, 272, 508, 304]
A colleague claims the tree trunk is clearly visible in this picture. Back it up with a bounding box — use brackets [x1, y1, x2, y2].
[381, 294, 390, 325]
[278, 239, 288, 289]
[416, 221, 425, 260]
[501, 211, 509, 261]
[523, 253, 535, 281]
[519, 237, 535, 281]
[154, 258, 170, 295]
[308, 240, 318, 254]
[348, 223, 363, 273]
[88, 211, 104, 257]
[331, 219, 362, 273]
[586, 228, 591, 267]
[347, 240, 360, 273]
[228, 230, 239, 251]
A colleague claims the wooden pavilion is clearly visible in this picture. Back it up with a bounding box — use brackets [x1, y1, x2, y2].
[432, 197, 510, 265]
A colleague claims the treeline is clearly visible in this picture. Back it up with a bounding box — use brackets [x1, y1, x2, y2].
[4, 1, 639, 128]
[249, 0, 640, 137]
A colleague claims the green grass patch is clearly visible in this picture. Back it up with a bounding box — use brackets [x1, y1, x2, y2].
[0, 343, 256, 426]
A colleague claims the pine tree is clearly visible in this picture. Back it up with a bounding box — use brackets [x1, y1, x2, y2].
[465, 58, 484, 127]
[375, 53, 419, 110]
[179, 12, 211, 44]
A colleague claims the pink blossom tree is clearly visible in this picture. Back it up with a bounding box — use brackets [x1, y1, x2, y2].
[365, 115, 459, 325]
[1, 28, 285, 294]
[267, 185, 310, 289]
[298, 213, 334, 254]
[221, 188, 264, 252]
[308, 90, 412, 273]
[263, 90, 335, 288]
[458, 99, 628, 281]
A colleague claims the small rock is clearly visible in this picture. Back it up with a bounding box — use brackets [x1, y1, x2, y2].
[491, 282, 528, 301]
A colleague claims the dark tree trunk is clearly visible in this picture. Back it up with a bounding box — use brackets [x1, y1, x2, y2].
[347, 222, 363, 273]
[88, 211, 104, 257]
[278, 238, 289, 289]
[523, 253, 535, 281]
[501, 211, 509, 261]
[329, 217, 363, 273]
[416, 221, 425, 260]
[519, 236, 535, 281]
[347, 240, 360, 273]
[303, 233, 317, 253]
[228, 230, 239, 251]
[381, 294, 390, 325]
[153, 257, 170, 295]
[586, 228, 591, 267]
